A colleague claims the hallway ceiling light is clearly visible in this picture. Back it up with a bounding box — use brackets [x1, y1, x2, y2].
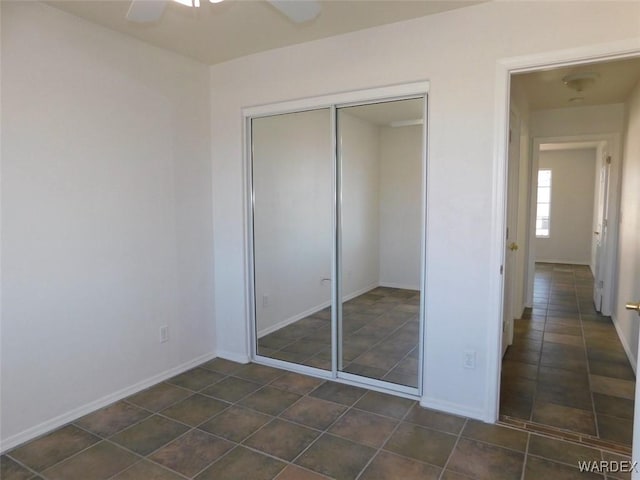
[126, 0, 321, 23]
[174, 0, 223, 5]
[562, 72, 599, 92]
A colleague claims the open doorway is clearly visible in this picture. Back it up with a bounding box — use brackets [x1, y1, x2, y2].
[498, 56, 640, 453]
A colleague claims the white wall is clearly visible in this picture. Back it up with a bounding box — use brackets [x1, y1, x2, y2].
[615, 79, 640, 368]
[252, 110, 333, 336]
[535, 149, 597, 264]
[340, 112, 381, 297]
[378, 125, 422, 290]
[1, 2, 214, 449]
[530, 104, 626, 138]
[252, 110, 422, 337]
[209, 1, 640, 419]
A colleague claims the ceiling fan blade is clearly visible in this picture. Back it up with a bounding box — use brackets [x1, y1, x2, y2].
[126, 0, 168, 23]
[265, 0, 321, 23]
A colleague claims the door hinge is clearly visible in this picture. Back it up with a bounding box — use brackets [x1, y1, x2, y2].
[598, 280, 604, 289]
[506, 228, 509, 239]
[606, 155, 612, 165]
[500, 265, 504, 275]
[509, 129, 512, 144]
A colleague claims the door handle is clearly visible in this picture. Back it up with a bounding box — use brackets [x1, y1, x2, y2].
[626, 302, 640, 314]
[508, 242, 519, 251]
[594, 231, 600, 235]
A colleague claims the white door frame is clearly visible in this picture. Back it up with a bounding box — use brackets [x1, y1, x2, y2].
[243, 81, 430, 400]
[502, 109, 521, 356]
[487, 39, 640, 426]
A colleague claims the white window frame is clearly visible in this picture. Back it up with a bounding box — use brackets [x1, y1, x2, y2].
[536, 168, 551, 238]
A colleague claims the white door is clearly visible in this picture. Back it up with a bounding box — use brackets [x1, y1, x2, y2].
[632, 301, 640, 479]
[593, 148, 610, 312]
[502, 110, 520, 356]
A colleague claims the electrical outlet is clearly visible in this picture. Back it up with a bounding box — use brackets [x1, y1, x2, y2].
[463, 349, 476, 369]
[262, 295, 269, 307]
[160, 326, 169, 343]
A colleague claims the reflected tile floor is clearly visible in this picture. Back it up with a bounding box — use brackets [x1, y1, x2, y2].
[2, 359, 633, 480]
[501, 263, 636, 449]
[257, 287, 420, 387]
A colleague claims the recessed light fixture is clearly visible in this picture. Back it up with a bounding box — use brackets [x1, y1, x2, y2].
[173, 0, 222, 6]
[562, 72, 599, 92]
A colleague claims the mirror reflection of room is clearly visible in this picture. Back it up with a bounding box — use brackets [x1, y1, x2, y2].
[252, 97, 425, 389]
[252, 108, 334, 370]
[338, 98, 424, 387]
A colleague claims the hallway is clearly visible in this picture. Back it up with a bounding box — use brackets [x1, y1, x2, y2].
[500, 263, 635, 449]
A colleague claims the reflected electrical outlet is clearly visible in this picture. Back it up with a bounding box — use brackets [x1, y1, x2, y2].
[160, 326, 169, 343]
[463, 350, 476, 369]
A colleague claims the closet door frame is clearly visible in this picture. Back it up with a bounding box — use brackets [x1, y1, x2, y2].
[244, 81, 430, 399]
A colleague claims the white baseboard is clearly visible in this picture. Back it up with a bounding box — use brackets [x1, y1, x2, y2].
[257, 300, 331, 338]
[257, 283, 379, 338]
[419, 396, 486, 422]
[611, 313, 638, 375]
[536, 259, 590, 266]
[0, 351, 217, 453]
[344, 283, 380, 301]
[378, 282, 420, 291]
[216, 350, 250, 364]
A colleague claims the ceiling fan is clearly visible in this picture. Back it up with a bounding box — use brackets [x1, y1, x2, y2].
[126, 0, 322, 24]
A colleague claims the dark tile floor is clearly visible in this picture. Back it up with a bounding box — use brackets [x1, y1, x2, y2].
[2, 358, 634, 480]
[501, 263, 636, 448]
[257, 287, 420, 387]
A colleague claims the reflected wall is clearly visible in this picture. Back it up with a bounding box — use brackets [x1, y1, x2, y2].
[252, 109, 333, 369]
[337, 99, 424, 387]
[251, 95, 425, 390]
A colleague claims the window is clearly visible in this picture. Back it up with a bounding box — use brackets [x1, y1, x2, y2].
[536, 169, 551, 238]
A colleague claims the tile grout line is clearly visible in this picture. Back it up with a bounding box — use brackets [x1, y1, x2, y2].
[101, 454, 191, 480]
[519, 431, 531, 480]
[575, 266, 602, 441]
[341, 296, 419, 383]
[352, 398, 422, 480]
[379, 340, 419, 385]
[528, 267, 551, 423]
[188, 373, 329, 479]
[258, 288, 420, 386]
[4, 453, 42, 479]
[33, 367, 277, 479]
[8, 427, 108, 478]
[436, 417, 468, 480]
[118, 366, 294, 479]
[284, 388, 370, 474]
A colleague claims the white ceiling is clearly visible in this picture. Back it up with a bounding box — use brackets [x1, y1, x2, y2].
[47, 0, 483, 65]
[341, 97, 424, 126]
[540, 141, 601, 152]
[513, 56, 640, 111]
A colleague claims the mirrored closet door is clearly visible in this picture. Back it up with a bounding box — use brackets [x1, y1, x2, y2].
[337, 98, 424, 389]
[252, 108, 333, 371]
[249, 87, 427, 395]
